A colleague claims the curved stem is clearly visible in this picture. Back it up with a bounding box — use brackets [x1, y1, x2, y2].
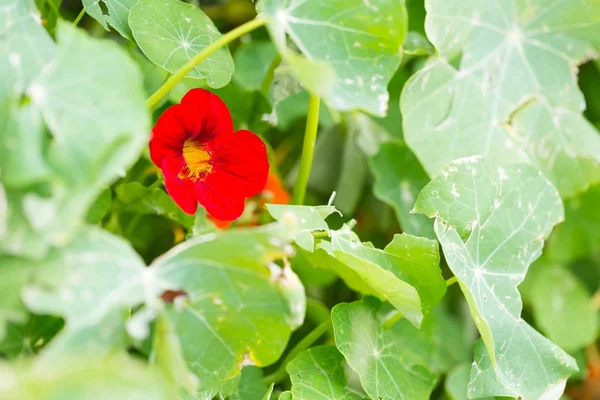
[445, 275, 458, 287]
[260, 53, 282, 95]
[292, 93, 320, 205]
[264, 319, 331, 385]
[73, 8, 86, 27]
[146, 17, 267, 109]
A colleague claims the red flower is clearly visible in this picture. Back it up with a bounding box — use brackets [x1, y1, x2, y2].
[150, 89, 269, 220]
[210, 171, 291, 229]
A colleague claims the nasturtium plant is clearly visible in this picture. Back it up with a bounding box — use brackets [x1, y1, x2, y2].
[2, 0, 599, 399]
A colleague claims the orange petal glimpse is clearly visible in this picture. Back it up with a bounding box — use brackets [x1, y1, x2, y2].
[149, 89, 269, 221]
[209, 171, 291, 229]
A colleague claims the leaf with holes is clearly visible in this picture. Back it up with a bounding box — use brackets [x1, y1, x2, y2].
[414, 156, 577, 399]
[259, 0, 407, 116]
[82, 0, 138, 40]
[152, 223, 305, 393]
[129, 0, 234, 88]
[403, 0, 600, 197]
[286, 345, 366, 400]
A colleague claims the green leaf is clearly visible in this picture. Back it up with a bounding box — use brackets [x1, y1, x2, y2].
[233, 41, 278, 92]
[266, 204, 338, 251]
[232, 366, 270, 400]
[332, 298, 437, 400]
[153, 312, 199, 394]
[115, 182, 194, 227]
[326, 228, 445, 328]
[2, 22, 149, 258]
[278, 391, 292, 400]
[292, 249, 338, 288]
[333, 125, 368, 215]
[82, 0, 137, 40]
[526, 262, 598, 352]
[0, 354, 175, 399]
[545, 185, 600, 263]
[129, 0, 234, 88]
[414, 156, 577, 399]
[259, 0, 407, 116]
[445, 364, 474, 400]
[286, 345, 366, 400]
[403, 1, 600, 198]
[152, 223, 305, 392]
[403, 31, 434, 56]
[370, 142, 434, 239]
[22, 228, 165, 357]
[346, 112, 391, 158]
[0, 314, 63, 358]
[0, 0, 55, 86]
[0, 257, 35, 341]
[85, 187, 112, 225]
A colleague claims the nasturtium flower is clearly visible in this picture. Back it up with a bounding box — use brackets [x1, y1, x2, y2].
[150, 89, 269, 220]
[210, 171, 291, 229]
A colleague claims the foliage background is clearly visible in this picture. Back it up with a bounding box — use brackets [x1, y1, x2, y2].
[1, 0, 600, 399]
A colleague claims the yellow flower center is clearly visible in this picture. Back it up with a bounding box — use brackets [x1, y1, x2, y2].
[179, 138, 213, 181]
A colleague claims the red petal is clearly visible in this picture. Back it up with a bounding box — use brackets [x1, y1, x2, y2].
[180, 88, 234, 150]
[195, 180, 245, 221]
[209, 130, 270, 198]
[162, 157, 197, 215]
[149, 89, 234, 167]
[150, 104, 188, 167]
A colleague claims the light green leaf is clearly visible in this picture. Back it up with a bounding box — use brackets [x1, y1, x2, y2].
[403, 0, 600, 197]
[527, 262, 598, 352]
[327, 228, 445, 328]
[414, 156, 577, 399]
[82, 0, 137, 40]
[287, 345, 366, 400]
[129, 0, 234, 88]
[278, 391, 292, 400]
[266, 204, 338, 251]
[3, 22, 149, 257]
[370, 142, 434, 239]
[233, 41, 278, 92]
[0, 0, 55, 87]
[152, 224, 305, 392]
[545, 185, 600, 263]
[115, 182, 194, 227]
[292, 249, 338, 287]
[259, 0, 407, 116]
[332, 298, 437, 400]
[0, 354, 174, 399]
[21, 228, 166, 358]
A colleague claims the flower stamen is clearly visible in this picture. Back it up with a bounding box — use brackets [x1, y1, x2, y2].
[179, 138, 213, 181]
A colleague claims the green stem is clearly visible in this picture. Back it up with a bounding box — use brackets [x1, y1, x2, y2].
[146, 17, 267, 109]
[264, 319, 331, 385]
[292, 93, 321, 205]
[383, 276, 457, 329]
[73, 8, 86, 27]
[446, 275, 458, 287]
[260, 53, 282, 95]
